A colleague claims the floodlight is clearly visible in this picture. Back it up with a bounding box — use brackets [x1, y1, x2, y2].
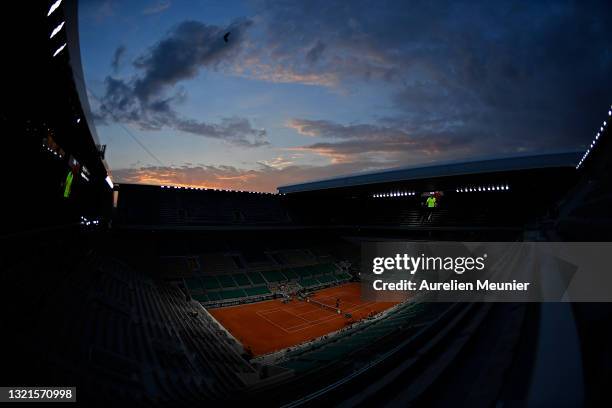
[50, 21, 65, 39]
[48, 0, 62, 16]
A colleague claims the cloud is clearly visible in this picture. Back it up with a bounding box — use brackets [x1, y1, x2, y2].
[96, 19, 267, 147]
[111, 45, 126, 72]
[246, 0, 612, 151]
[173, 116, 268, 147]
[306, 40, 326, 64]
[288, 118, 408, 140]
[112, 159, 389, 192]
[257, 156, 295, 169]
[234, 0, 410, 87]
[143, 0, 171, 15]
[286, 118, 476, 163]
[95, 0, 612, 187]
[97, 75, 268, 146]
[232, 57, 338, 86]
[132, 18, 252, 102]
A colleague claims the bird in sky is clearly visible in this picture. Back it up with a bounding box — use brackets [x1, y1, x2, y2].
[223, 32, 231, 43]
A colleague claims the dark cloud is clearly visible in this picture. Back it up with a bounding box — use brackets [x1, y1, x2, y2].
[173, 116, 268, 147]
[251, 0, 612, 155]
[111, 45, 126, 72]
[289, 118, 410, 140]
[288, 118, 476, 163]
[132, 18, 252, 102]
[305, 40, 326, 64]
[98, 76, 268, 146]
[96, 19, 267, 147]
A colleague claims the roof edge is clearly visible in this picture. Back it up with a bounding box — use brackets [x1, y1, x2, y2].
[277, 151, 581, 194]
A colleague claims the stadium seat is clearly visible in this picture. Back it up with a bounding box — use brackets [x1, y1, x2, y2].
[246, 271, 266, 285]
[184, 277, 204, 292]
[192, 294, 209, 302]
[206, 291, 222, 301]
[231, 273, 251, 286]
[335, 272, 352, 281]
[281, 268, 299, 280]
[261, 270, 286, 283]
[217, 275, 237, 288]
[220, 288, 247, 300]
[201, 276, 221, 290]
[244, 286, 271, 297]
[294, 266, 313, 278]
[299, 277, 319, 288]
[315, 274, 333, 284]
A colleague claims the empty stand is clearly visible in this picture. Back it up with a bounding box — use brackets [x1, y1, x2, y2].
[3, 249, 266, 404]
[180, 247, 352, 307]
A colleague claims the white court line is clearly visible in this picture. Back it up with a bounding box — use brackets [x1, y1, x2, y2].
[258, 300, 314, 315]
[283, 301, 379, 333]
[255, 311, 291, 333]
[256, 309, 315, 333]
[258, 307, 285, 316]
[260, 292, 352, 318]
[257, 308, 310, 324]
[311, 293, 360, 308]
[259, 302, 316, 316]
[270, 302, 342, 331]
[251, 284, 383, 334]
[296, 308, 337, 318]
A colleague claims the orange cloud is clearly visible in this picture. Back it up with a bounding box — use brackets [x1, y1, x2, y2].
[232, 58, 338, 87]
[112, 160, 389, 192]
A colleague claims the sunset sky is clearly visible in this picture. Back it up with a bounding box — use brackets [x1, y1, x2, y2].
[80, 0, 611, 192]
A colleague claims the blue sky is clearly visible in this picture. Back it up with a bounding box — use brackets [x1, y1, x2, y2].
[79, 0, 611, 191]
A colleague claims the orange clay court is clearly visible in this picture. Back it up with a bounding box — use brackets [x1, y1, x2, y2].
[209, 282, 398, 356]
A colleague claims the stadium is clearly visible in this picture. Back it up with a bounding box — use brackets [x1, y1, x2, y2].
[2, 1, 612, 407]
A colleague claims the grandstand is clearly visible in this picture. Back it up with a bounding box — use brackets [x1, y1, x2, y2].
[168, 245, 352, 307]
[116, 184, 291, 227]
[114, 152, 579, 242]
[2, 243, 291, 403]
[279, 152, 580, 235]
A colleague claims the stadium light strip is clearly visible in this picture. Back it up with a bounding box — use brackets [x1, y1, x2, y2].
[456, 184, 509, 193]
[372, 191, 416, 198]
[47, 0, 63, 17]
[577, 104, 611, 169]
[50, 21, 65, 39]
[52, 43, 66, 57]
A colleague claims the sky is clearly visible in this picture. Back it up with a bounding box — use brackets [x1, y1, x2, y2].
[79, 0, 612, 192]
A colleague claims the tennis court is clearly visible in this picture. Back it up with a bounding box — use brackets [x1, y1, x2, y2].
[209, 282, 398, 356]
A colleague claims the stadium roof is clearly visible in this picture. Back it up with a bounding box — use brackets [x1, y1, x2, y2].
[277, 152, 581, 194]
[65, 0, 100, 146]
